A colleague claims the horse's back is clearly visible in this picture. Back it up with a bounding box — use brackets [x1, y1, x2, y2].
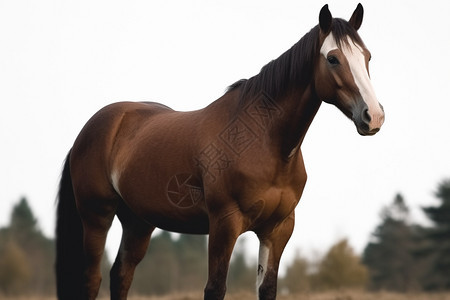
[70, 101, 173, 199]
[74, 101, 172, 148]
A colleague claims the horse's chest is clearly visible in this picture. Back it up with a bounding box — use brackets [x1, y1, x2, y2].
[229, 158, 307, 228]
[237, 182, 303, 232]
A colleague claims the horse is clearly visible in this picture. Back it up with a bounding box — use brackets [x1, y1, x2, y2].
[56, 3, 384, 300]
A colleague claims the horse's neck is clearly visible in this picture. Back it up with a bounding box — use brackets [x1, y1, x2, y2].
[207, 84, 321, 160]
[269, 85, 322, 159]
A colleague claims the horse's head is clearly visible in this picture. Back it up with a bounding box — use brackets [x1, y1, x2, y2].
[314, 4, 384, 136]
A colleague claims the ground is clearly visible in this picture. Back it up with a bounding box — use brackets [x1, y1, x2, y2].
[5, 291, 450, 300]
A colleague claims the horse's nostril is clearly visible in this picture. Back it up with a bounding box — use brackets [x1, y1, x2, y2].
[363, 109, 371, 123]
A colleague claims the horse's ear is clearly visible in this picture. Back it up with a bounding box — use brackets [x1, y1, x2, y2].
[319, 4, 332, 34]
[349, 3, 364, 31]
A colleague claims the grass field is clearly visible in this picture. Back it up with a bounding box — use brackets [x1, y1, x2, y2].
[132, 291, 450, 300]
[4, 291, 450, 300]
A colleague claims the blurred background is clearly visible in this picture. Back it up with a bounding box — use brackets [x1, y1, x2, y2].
[1, 0, 449, 297]
[1, 186, 449, 296]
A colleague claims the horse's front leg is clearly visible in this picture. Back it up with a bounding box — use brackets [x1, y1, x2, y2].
[256, 212, 295, 300]
[204, 211, 242, 300]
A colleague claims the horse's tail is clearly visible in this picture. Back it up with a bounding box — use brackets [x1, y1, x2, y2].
[55, 150, 84, 299]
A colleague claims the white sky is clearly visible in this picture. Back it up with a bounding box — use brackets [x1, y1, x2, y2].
[1, 0, 450, 272]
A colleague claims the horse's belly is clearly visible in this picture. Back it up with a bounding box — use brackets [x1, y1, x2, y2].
[144, 209, 210, 234]
[122, 185, 210, 235]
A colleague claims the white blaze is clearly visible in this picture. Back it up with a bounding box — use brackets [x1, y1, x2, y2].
[320, 33, 338, 58]
[320, 34, 384, 130]
[341, 37, 384, 129]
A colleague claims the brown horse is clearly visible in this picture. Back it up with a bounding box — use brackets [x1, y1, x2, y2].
[56, 4, 384, 300]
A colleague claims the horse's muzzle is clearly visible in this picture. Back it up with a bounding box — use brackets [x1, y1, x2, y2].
[357, 126, 380, 136]
[354, 105, 384, 136]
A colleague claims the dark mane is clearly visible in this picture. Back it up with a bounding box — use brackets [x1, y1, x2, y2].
[329, 18, 365, 49]
[227, 18, 364, 101]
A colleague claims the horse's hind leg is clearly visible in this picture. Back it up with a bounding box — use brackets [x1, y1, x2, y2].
[110, 201, 155, 300]
[78, 196, 118, 299]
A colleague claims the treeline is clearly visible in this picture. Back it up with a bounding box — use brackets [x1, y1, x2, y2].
[363, 179, 450, 292]
[0, 179, 449, 296]
[284, 179, 450, 293]
[0, 197, 54, 295]
[131, 232, 207, 295]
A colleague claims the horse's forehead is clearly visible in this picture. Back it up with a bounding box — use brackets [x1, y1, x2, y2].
[320, 33, 338, 57]
[320, 34, 365, 58]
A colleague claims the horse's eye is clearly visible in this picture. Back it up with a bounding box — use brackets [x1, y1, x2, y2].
[327, 56, 340, 65]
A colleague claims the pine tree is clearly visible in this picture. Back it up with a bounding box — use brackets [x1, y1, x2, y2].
[132, 231, 179, 295]
[0, 240, 31, 295]
[363, 194, 419, 291]
[175, 234, 208, 291]
[131, 232, 210, 295]
[227, 238, 256, 292]
[314, 239, 367, 290]
[421, 179, 450, 290]
[9, 197, 38, 244]
[0, 197, 56, 295]
[282, 251, 310, 293]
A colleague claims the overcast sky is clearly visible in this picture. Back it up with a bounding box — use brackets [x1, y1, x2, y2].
[1, 0, 450, 271]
